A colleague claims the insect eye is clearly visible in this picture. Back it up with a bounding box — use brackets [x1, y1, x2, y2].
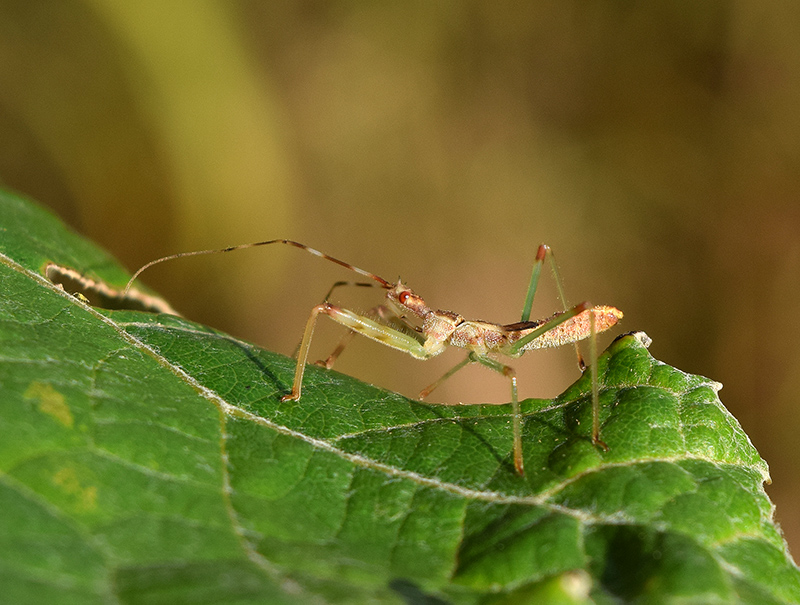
[399, 291, 411, 304]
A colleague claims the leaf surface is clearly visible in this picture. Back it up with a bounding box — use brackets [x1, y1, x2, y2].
[1, 190, 798, 604]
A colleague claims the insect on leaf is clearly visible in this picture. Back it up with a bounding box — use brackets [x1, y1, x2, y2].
[1, 189, 799, 604]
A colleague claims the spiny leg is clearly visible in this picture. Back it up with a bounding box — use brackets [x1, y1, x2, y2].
[521, 244, 585, 369]
[316, 305, 405, 369]
[282, 302, 431, 402]
[304, 280, 378, 368]
[316, 300, 423, 370]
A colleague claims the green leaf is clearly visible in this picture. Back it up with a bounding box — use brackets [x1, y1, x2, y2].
[1, 189, 798, 604]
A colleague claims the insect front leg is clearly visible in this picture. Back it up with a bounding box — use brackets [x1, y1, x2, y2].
[315, 304, 414, 370]
[308, 280, 379, 369]
[281, 302, 432, 402]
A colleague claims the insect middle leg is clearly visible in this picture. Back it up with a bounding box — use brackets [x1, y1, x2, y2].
[419, 353, 523, 476]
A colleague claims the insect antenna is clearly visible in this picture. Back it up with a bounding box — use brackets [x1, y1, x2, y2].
[124, 239, 392, 296]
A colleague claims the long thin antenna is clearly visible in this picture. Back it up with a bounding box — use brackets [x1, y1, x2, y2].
[124, 239, 392, 296]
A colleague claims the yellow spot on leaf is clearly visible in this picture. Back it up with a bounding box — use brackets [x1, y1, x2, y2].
[24, 382, 73, 428]
[53, 467, 97, 512]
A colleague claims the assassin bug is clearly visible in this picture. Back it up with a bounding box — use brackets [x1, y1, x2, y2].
[125, 240, 622, 475]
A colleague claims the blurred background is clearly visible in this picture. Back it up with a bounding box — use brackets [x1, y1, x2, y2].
[2, 1, 798, 556]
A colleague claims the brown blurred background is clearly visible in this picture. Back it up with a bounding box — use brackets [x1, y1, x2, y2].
[2, 2, 798, 557]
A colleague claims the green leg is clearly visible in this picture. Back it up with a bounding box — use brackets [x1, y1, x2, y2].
[507, 301, 590, 356]
[520, 244, 584, 368]
[292, 280, 378, 360]
[508, 305, 609, 452]
[301, 281, 422, 369]
[316, 304, 422, 369]
[520, 245, 547, 322]
[419, 353, 524, 476]
[418, 356, 472, 399]
[469, 354, 523, 477]
[589, 310, 608, 450]
[281, 302, 432, 402]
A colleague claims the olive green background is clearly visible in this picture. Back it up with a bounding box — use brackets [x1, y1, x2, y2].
[2, 1, 798, 561]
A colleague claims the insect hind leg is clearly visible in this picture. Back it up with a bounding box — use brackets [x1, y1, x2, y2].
[589, 309, 609, 451]
[521, 244, 586, 370]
